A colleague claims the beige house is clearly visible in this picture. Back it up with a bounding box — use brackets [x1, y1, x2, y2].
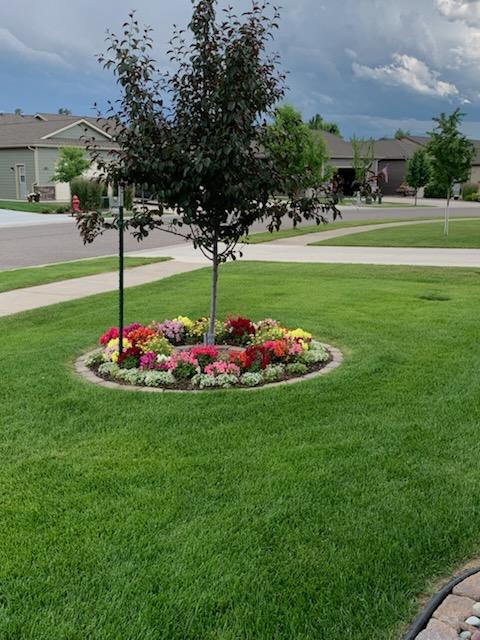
[0, 113, 117, 202]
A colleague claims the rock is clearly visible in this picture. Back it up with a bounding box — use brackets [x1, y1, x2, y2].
[473, 633, 480, 640]
[473, 603, 480, 615]
[466, 617, 480, 627]
[454, 575, 480, 601]
[416, 619, 459, 639]
[460, 632, 472, 640]
[433, 595, 476, 631]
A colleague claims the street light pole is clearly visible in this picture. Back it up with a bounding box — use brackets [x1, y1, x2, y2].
[118, 185, 125, 358]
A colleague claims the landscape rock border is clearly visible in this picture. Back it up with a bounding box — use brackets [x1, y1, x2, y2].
[404, 566, 480, 640]
[74, 342, 344, 393]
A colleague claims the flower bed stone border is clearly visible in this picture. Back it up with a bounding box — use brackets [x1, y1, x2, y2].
[404, 566, 480, 640]
[74, 343, 343, 393]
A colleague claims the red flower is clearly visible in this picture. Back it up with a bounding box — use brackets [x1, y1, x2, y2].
[128, 327, 157, 346]
[117, 346, 142, 369]
[225, 316, 256, 344]
[100, 327, 119, 345]
[190, 346, 219, 359]
[232, 345, 270, 371]
[189, 345, 219, 369]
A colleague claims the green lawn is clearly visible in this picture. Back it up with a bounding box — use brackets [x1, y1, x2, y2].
[0, 200, 70, 213]
[2, 262, 480, 639]
[311, 218, 480, 248]
[245, 216, 444, 244]
[0, 256, 170, 293]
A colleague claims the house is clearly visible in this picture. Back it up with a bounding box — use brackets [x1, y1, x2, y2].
[0, 113, 117, 201]
[397, 135, 480, 186]
[318, 131, 480, 196]
[316, 131, 413, 196]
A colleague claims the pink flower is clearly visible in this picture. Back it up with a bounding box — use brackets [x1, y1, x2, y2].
[139, 351, 158, 370]
[204, 361, 241, 377]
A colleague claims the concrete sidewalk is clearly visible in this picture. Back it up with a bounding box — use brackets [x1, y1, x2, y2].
[0, 259, 204, 318]
[2, 217, 480, 318]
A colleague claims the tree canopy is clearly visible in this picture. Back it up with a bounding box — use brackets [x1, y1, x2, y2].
[51, 147, 91, 183]
[308, 113, 342, 138]
[427, 109, 475, 234]
[427, 109, 474, 194]
[76, 2, 339, 343]
[405, 149, 431, 205]
[266, 104, 330, 195]
[394, 128, 411, 140]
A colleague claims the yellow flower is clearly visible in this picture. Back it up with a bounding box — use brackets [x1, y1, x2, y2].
[174, 316, 194, 330]
[286, 329, 312, 341]
[285, 328, 312, 351]
[106, 338, 132, 363]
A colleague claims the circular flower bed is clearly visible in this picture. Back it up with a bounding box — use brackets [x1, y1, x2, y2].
[84, 316, 335, 391]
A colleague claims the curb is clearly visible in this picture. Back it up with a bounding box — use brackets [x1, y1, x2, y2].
[404, 567, 480, 639]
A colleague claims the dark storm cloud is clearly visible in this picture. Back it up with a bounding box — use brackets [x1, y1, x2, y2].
[1, 0, 480, 137]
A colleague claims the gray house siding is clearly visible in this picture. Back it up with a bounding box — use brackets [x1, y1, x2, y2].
[37, 148, 59, 185]
[378, 159, 407, 196]
[48, 123, 110, 141]
[0, 148, 35, 199]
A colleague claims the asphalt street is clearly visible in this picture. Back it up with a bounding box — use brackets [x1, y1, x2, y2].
[1, 204, 479, 270]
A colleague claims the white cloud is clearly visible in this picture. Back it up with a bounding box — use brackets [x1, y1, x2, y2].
[345, 48, 358, 60]
[352, 53, 459, 98]
[0, 27, 70, 68]
[436, 0, 480, 26]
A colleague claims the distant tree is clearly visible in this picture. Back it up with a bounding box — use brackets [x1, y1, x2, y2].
[394, 128, 411, 140]
[14, 108, 22, 116]
[427, 109, 475, 235]
[266, 104, 330, 196]
[405, 149, 431, 205]
[58, 107, 72, 116]
[51, 146, 91, 183]
[351, 136, 374, 191]
[75, 5, 339, 345]
[308, 113, 342, 138]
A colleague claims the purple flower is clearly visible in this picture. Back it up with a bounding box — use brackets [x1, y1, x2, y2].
[157, 320, 186, 344]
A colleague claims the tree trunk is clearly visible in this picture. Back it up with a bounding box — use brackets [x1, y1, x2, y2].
[414, 189, 418, 207]
[206, 240, 219, 345]
[444, 191, 450, 236]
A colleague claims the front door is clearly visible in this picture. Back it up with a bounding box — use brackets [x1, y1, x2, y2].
[16, 164, 27, 199]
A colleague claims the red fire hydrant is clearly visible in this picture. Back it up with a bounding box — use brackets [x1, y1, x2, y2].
[72, 194, 80, 213]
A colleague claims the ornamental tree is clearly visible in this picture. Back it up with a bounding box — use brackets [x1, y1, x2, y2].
[405, 149, 431, 206]
[52, 146, 91, 183]
[265, 104, 331, 196]
[76, 2, 339, 344]
[427, 109, 475, 235]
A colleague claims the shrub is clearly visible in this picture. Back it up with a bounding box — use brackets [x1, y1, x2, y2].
[70, 177, 106, 211]
[240, 372, 264, 387]
[85, 350, 104, 367]
[462, 182, 478, 200]
[143, 371, 176, 387]
[192, 373, 239, 389]
[98, 362, 119, 377]
[424, 182, 450, 199]
[115, 369, 146, 385]
[56, 206, 68, 213]
[262, 364, 285, 382]
[286, 362, 308, 376]
[463, 192, 480, 202]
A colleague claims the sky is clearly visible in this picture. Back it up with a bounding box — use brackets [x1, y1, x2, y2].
[2, 0, 480, 138]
